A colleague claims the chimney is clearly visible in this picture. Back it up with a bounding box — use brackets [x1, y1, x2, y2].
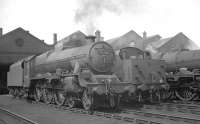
[95, 30, 100, 42]
[53, 33, 57, 45]
[95, 30, 104, 42]
[0, 28, 3, 37]
[143, 31, 147, 39]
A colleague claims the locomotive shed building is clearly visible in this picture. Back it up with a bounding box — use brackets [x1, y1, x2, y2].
[0, 27, 53, 94]
[106, 30, 199, 58]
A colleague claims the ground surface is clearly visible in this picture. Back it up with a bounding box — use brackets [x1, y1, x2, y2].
[0, 95, 128, 124]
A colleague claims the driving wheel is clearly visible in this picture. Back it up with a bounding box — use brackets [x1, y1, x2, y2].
[175, 87, 195, 101]
[54, 90, 65, 106]
[34, 87, 42, 102]
[82, 90, 93, 111]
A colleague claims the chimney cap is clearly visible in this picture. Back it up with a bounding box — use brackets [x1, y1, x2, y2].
[95, 30, 100, 34]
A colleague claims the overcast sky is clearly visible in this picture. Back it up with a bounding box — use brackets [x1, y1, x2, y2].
[0, 0, 200, 46]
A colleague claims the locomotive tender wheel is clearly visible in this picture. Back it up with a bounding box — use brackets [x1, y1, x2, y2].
[163, 89, 176, 100]
[193, 94, 199, 101]
[34, 87, 42, 102]
[109, 95, 116, 108]
[175, 87, 195, 101]
[9, 89, 14, 96]
[160, 89, 171, 101]
[157, 91, 161, 102]
[22, 89, 28, 98]
[169, 89, 176, 99]
[82, 90, 93, 111]
[67, 96, 76, 108]
[138, 91, 143, 102]
[150, 91, 153, 103]
[138, 91, 150, 103]
[54, 90, 65, 106]
[152, 90, 161, 102]
[18, 89, 25, 98]
[109, 94, 120, 109]
[13, 89, 19, 98]
[43, 89, 53, 104]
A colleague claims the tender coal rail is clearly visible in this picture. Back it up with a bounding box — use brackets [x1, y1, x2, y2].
[0, 107, 38, 124]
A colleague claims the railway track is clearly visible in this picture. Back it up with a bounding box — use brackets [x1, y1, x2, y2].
[142, 103, 200, 115]
[32, 100, 200, 124]
[122, 107, 200, 124]
[165, 100, 200, 108]
[159, 100, 200, 113]
[0, 107, 38, 124]
[7, 95, 200, 124]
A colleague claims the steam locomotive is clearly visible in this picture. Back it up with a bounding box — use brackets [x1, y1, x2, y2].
[113, 47, 168, 102]
[7, 39, 135, 111]
[162, 50, 200, 101]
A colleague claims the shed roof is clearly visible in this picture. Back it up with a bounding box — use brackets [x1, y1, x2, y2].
[0, 27, 53, 65]
[0, 27, 50, 46]
[106, 30, 143, 50]
[55, 31, 89, 49]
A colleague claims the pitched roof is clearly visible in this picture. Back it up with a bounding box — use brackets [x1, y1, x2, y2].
[0, 27, 53, 64]
[58, 30, 86, 43]
[106, 30, 143, 50]
[150, 37, 172, 49]
[143, 34, 162, 48]
[55, 31, 88, 49]
[0, 27, 50, 46]
[145, 32, 200, 59]
[147, 34, 161, 39]
[156, 32, 199, 53]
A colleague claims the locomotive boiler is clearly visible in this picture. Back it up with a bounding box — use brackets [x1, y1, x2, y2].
[33, 40, 115, 75]
[113, 47, 168, 102]
[163, 50, 200, 72]
[7, 40, 135, 111]
[162, 50, 200, 101]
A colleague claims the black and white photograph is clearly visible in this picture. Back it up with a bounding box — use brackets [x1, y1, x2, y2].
[0, 0, 200, 124]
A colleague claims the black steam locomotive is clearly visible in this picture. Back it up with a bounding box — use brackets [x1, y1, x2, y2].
[7, 39, 135, 111]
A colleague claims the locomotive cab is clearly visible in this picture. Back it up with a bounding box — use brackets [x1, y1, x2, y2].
[114, 47, 168, 102]
[119, 47, 145, 60]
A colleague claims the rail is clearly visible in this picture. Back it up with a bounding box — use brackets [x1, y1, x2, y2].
[0, 107, 38, 124]
[34, 101, 200, 124]
[7, 95, 200, 124]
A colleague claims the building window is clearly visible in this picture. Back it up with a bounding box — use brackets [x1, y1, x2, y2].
[15, 38, 24, 47]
